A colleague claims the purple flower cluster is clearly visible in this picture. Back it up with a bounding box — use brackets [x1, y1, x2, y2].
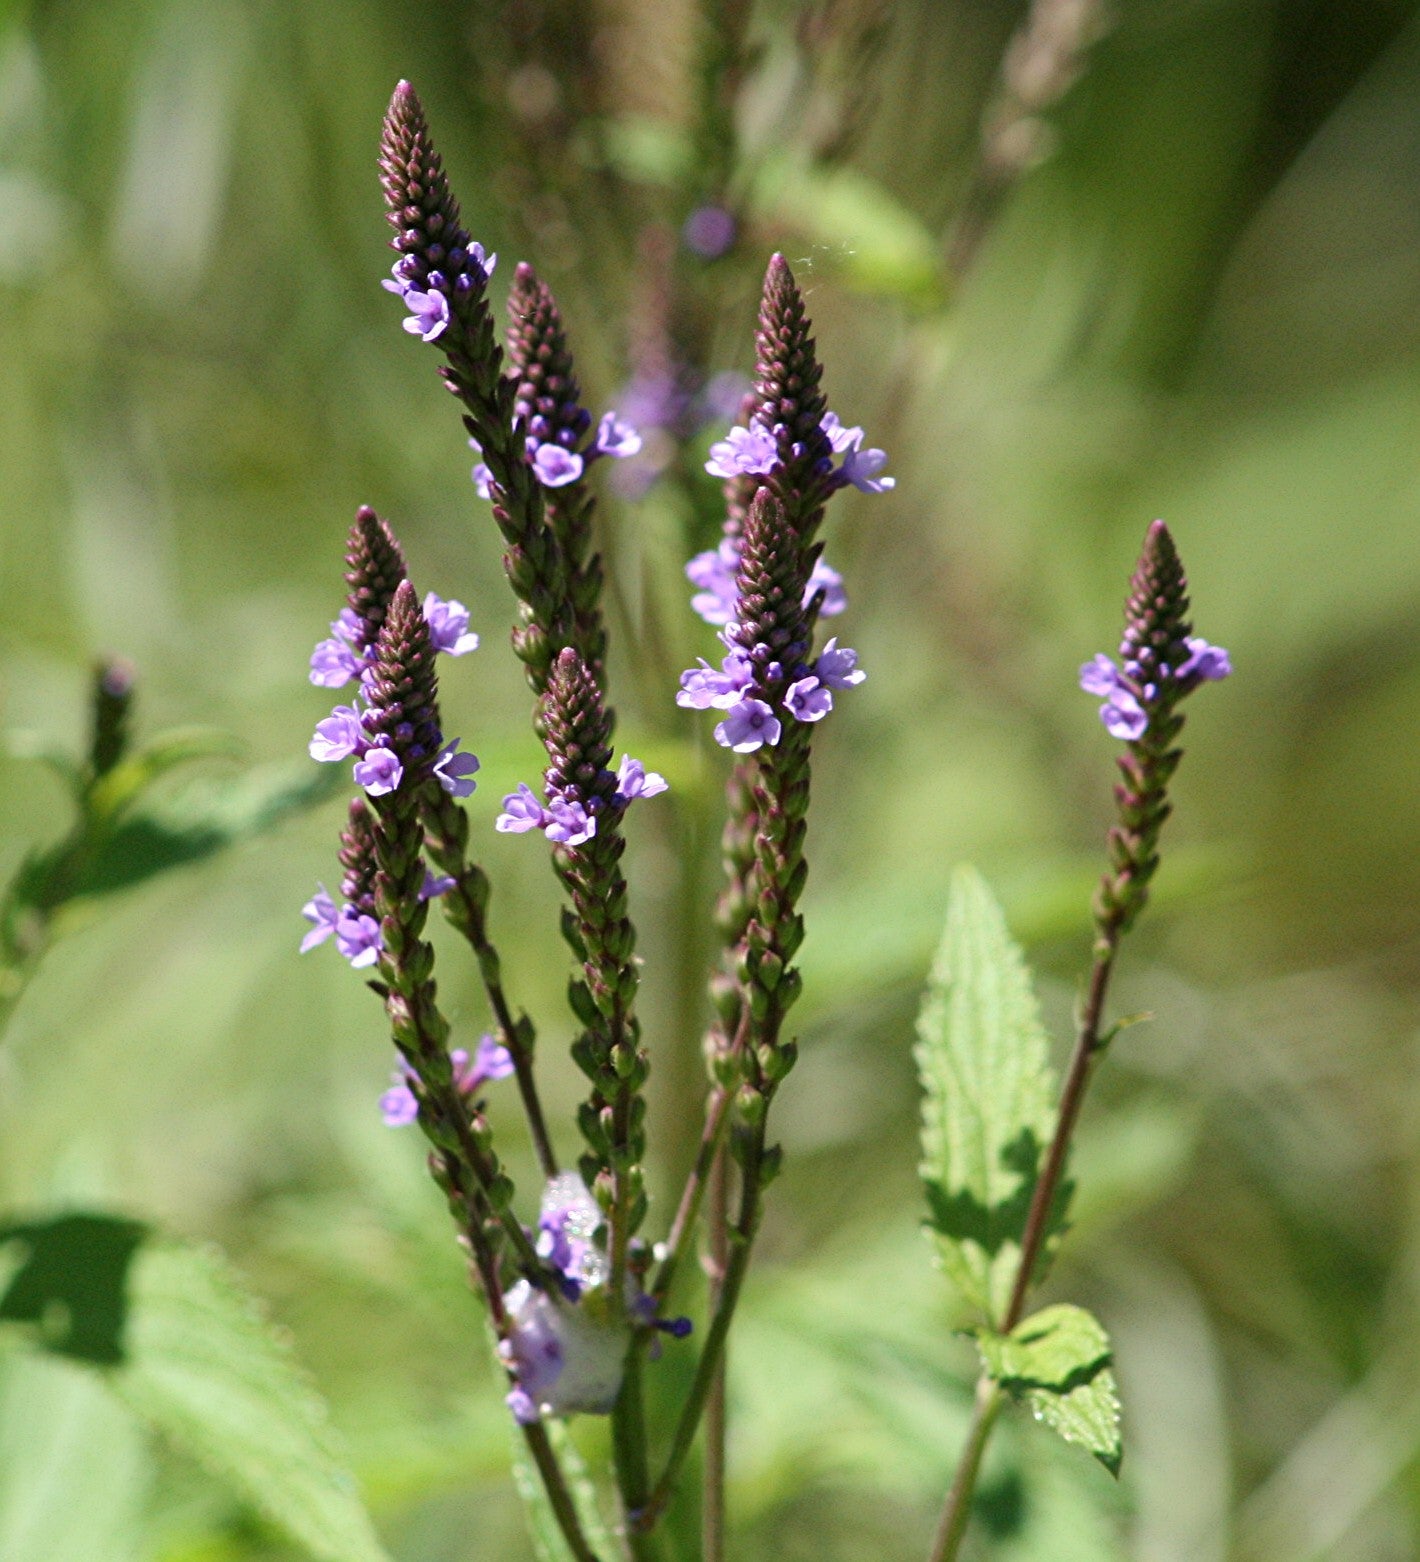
[678, 637, 865, 752]
[309, 706, 478, 800]
[382, 243, 497, 342]
[301, 866, 453, 969]
[501, 1175, 690, 1424]
[469, 413, 642, 499]
[379, 1032, 514, 1126]
[705, 408, 895, 495]
[1080, 635, 1231, 740]
[686, 537, 847, 628]
[496, 755, 668, 846]
[309, 594, 478, 691]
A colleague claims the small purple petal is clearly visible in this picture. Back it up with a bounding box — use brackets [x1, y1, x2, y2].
[820, 411, 862, 455]
[785, 677, 833, 723]
[335, 909, 383, 968]
[299, 885, 338, 952]
[805, 558, 847, 617]
[433, 739, 480, 798]
[815, 638, 865, 689]
[1079, 654, 1122, 697]
[309, 635, 363, 688]
[544, 798, 596, 846]
[419, 869, 457, 901]
[682, 205, 737, 259]
[380, 1080, 420, 1127]
[354, 745, 403, 796]
[1100, 689, 1148, 741]
[309, 705, 366, 763]
[401, 288, 450, 342]
[714, 697, 781, 753]
[473, 1033, 516, 1082]
[531, 444, 584, 488]
[422, 593, 480, 656]
[704, 423, 778, 479]
[496, 783, 548, 833]
[614, 754, 669, 804]
[593, 412, 642, 459]
[1177, 636, 1232, 685]
[840, 439, 894, 493]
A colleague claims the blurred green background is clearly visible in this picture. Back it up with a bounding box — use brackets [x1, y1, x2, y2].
[4, 0, 1420, 1556]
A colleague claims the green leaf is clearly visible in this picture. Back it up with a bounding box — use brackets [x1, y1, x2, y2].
[915, 865, 1061, 1322]
[0, 1212, 147, 1364]
[112, 1238, 391, 1562]
[85, 728, 244, 823]
[976, 1305, 1122, 1477]
[66, 760, 343, 901]
[0, 1347, 151, 1562]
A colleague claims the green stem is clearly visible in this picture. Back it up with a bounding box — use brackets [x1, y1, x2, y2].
[926, 1377, 1003, 1562]
[637, 1123, 765, 1531]
[612, 1351, 662, 1562]
[522, 1420, 608, 1562]
[702, 1140, 730, 1562]
[650, 1085, 732, 1306]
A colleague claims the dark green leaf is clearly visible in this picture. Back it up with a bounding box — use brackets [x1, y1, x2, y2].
[0, 1213, 147, 1365]
[915, 866, 1061, 1322]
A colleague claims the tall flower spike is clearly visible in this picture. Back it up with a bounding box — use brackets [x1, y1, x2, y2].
[345, 506, 410, 654]
[506, 263, 608, 686]
[540, 648, 650, 1302]
[380, 82, 574, 696]
[1085, 520, 1231, 941]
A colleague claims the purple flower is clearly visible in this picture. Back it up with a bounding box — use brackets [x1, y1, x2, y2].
[381, 256, 419, 297]
[380, 1078, 420, 1127]
[705, 422, 779, 479]
[309, 705, 367, 764]
[353, 744, 403, 796]
[593, 412, 642, 459]
[614, 755, 669, 804]
[820, 411, 860, 454]
[544, 797, 596, 846]
[839, 437, 894, 494]
[469, 1033, 515, 1084]
[419, 868, 457, 901]
[714, 697, 782, 752]
[401, 288, 450, 342]
[1177, 636, 1231, 686]
[535, 1172, 605, 1287]
[334, 908, 382, 968]
[1079, 654, 1120, 697]
[530, 443, 584, 488]
[432, 739, 479, 797]
[682, 205, 737, 259]
[785, 676, 833, 723]
[496, 784, 547, 834]
[686, 541, 740, 626]
[806, 558, 847, 618]
[422, 593, 480, 656]
[299, 885, 338, 952]
[471, 461, 493, 499]
[676, 651, 754, 710]
[816, 638, 865, 689]
[309, 619, 365, 688]
[1101, 689, 1148, 741]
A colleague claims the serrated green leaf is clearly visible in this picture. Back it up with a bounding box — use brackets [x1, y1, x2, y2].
[977, 1306, 1122, 1477]
[915, 866, 1061, 1322]
[976, 1304, 1112, 1391]
[0, 1212, 147, 1364]
[112, 1238, 390, 1562]
[66, 760, 342, 901]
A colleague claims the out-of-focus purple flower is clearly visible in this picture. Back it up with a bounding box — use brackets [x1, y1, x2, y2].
[310, 705, 367, 764]
[432, 739, 479, 797]
[419, 868, 457, 901]
[380, 1077, 420, 1127]
[715, 697, 781, 752]
[334, 908, 382, 968]
[544, 797, 596, 846]
[1078, 654, 1150, 740]
[614, 755, 669, 804]
[593, 412, 642, 459]
[1079, 654, 1120, 697]
[471, 461, 493, 499]
[354, 744, 403, 796]
[1177, 636, 1231, 686]
[682, 204, 737, 259]
[401, 288, 450, 342]
[299, 885, 339, 952]
[496, 783, 547, 833]
[469, 1033, 515, 1084]
[422, 593, 480, 656]
[806, 558, 847, 618]
[705, 422, 779, 479]
[677, 651, 754, 710]
[784, 677, 833, 723]
[530, 443, 584, 487]
[686, 540, 741, 626]
[702, 370, 753, 425]
[816, 638, 865, 689]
